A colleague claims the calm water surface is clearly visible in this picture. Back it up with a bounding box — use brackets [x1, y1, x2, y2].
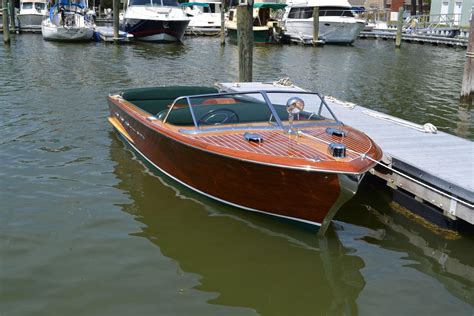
[1, 35, 473, 315]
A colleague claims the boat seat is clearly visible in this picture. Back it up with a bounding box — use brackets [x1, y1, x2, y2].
[157, 102, 290, 126]
[121, 86, 219, 115]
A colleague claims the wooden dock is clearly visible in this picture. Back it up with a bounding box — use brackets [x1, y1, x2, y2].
[359, 30, 468, 47]
[219, 82, 473, 230]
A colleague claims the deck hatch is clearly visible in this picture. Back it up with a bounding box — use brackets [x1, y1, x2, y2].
[243, 132, 264, 143]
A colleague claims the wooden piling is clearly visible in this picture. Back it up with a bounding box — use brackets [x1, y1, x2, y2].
[237, 4, 253, 82]
[410, 0, 416, 16]
[395, 7, 404, 48]
[312, 6, 319, 46]
[113, 0, 119, 41]
[9, 0, 14, 31]
[2, 0, 10, 44]
[460, 13, 474, 104]
[220, 0, 225, 46]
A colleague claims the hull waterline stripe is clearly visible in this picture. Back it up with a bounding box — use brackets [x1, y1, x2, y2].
[111, 126, 322, 227]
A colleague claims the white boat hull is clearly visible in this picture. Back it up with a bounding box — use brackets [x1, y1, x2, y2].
[42, 23, 93, 41]
[284, 17, 365, 44]
[18, 13, 46, 29]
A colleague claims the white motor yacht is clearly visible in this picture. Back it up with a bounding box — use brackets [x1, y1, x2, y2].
[18, 0, 48, 30]
[182, 1, 222, 36]
[281, 0, 365, 44]
[121, 0, 190, 42]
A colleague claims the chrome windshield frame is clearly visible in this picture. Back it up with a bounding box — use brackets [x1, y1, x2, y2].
[162, 90, 340, 131]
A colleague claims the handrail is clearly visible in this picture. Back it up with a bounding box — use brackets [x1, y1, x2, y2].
[162, 90, 340, 130]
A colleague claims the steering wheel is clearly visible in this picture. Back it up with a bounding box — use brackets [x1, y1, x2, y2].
[198, 108, 240, 125]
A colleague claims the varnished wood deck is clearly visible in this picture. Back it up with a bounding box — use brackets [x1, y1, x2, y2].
[219, 82, 474, 226]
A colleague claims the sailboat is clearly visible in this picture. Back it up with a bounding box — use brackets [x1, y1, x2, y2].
[41, 0, 95, 41]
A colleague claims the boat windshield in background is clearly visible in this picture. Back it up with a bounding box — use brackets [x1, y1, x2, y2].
[162, 91, 340, 132]
[129, 0, 179, 7]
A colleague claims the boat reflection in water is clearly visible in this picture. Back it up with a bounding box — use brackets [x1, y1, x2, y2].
[338, 183, 474, 307]
[109, 132, 365, 315]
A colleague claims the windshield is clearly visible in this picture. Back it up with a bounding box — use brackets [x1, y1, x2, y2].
[129, 0, 179, 6]
[162, 91, 338, 131]
[288, 6, 354, 19]
[22, 2, 33, 9]
[35, 2, 46, 10]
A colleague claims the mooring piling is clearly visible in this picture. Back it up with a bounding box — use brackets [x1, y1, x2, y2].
[2, 0, 10, 44]
[8, 0, 14, 31]
[460, 13, 473, 104]
[312, 6, 319, 46]
[113, 0, 119, 42]
[395, 7, 404, 48]
[220, 0, 225, 46]
[237, 2, 253, 82]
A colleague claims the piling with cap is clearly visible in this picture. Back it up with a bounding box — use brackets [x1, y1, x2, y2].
[237, 1, 253, 82]
[2, 0, 10, 44]
[396, 7, 404, 48]
[220, 0, 225, 46]
[312, 6, 319, 46]
[113, 0, 119, 42]
[460, 12, 474, 104]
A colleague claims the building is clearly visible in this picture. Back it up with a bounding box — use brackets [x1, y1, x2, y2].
[430, 0, 473, 27]
[348, 1, 430, 13]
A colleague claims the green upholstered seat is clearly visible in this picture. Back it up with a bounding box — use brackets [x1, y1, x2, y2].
[159, 102, 290, 126]
[121, 86, 219, 115]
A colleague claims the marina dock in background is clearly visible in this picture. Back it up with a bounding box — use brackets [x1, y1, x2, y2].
[359, 30, 469, 47]
[219, 82, 474, 232]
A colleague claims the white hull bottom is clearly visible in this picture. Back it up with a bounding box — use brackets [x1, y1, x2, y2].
[18, 14, 46, 29]
[185, 26, 220, 35]
[42, 25, 93, 41]
[137, 33, 179, 42]
[285, 20, 365, 44]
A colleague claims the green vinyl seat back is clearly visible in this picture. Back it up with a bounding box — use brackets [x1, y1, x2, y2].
[121, 86, 219, 115]
[157, 101, 290, 126]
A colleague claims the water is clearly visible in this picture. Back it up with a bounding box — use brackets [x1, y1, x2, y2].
[1, 34, 473, 315]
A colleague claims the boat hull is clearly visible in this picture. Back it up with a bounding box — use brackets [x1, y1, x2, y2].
[108, 101, 361, 226]
[18, 13, 46, 29]
[226, 27, 279, 44]
[284, 18, 365, 44]
[122, 18, 189, 42]
[42, 24, 93, 41]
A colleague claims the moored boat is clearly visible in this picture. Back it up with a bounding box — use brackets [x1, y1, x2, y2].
[18, 0, 48, 31]
[121, 0, 190, 42]
[107, 84, 382, 228]
[281, 0, 366, 44]
[182, 1, 222, 36]
[41, 0, 95, 41]
[226, 2, 287, 44]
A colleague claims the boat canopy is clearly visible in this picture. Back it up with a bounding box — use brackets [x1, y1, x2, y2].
[55, 0, 87, 7]
[129, 0, 179, 6]
[253, 2, 286, 9]
[180, 2, 210, 7]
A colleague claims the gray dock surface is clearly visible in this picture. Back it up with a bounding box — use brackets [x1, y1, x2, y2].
[359, 30, 468, 47]
[219, 82, 474, 225]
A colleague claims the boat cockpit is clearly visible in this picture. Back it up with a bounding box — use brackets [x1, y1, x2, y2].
[120, 86, 343, 134]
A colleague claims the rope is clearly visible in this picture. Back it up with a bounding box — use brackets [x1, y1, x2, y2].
[325, 96, 356, 109]
[362, 110, 438, 133]
[466, 51, 474, 58]
[273, 77, 293, 87]
[298, 130, 473, 209]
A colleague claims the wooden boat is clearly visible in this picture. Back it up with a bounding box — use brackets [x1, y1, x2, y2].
[107, 85, 382, 228]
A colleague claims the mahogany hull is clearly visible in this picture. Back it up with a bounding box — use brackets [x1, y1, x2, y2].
[107, 100, 366, 226]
